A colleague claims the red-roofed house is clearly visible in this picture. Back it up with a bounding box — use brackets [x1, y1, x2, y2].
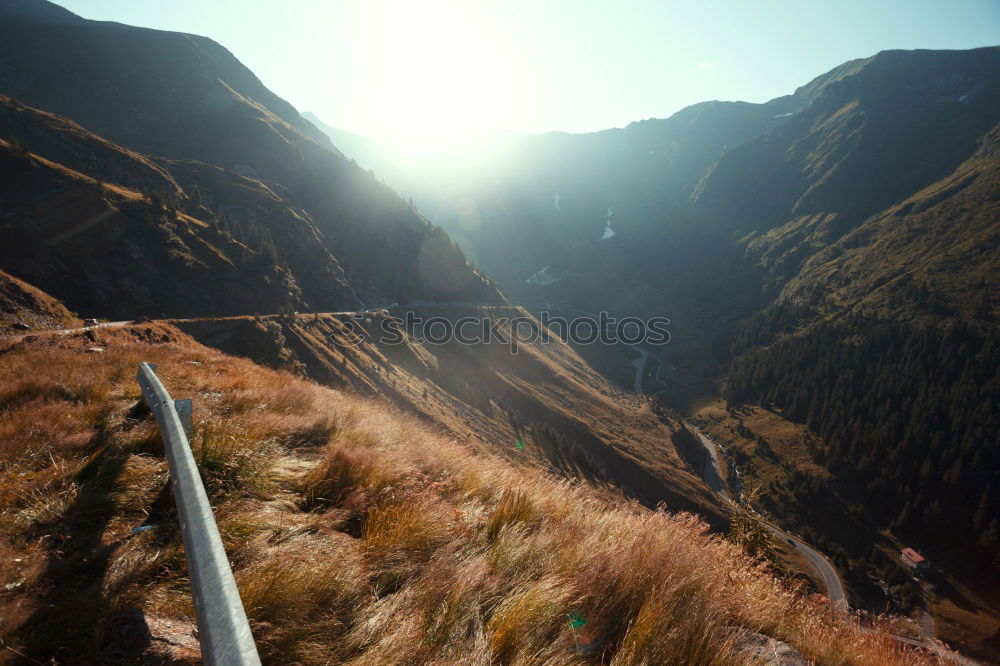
[901, 547, 929, 572]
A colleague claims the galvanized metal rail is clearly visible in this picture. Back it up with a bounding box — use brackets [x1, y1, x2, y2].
[137, 362, 261, 665]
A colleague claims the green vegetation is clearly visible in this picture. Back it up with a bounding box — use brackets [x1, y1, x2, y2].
[727, 485, 783, 573]
[727, 312, 1000, 584]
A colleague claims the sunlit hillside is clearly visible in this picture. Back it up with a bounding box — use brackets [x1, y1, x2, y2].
[0, 325, 936, 664]
[0, 0, 997, 662]
[173, 309, 723, 521]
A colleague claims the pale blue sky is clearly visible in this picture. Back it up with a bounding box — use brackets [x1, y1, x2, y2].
[55, 0, 1000, 139]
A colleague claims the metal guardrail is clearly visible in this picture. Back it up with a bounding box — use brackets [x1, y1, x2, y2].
[137, 362, 261, 666]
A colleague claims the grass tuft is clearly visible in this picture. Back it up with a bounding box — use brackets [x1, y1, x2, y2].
[484, 488, 538, 541]
[192, 418, 273, 498]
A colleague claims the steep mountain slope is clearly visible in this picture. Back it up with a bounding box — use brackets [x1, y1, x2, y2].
[0, 0, 502, 314]
[300, 55, 871, 301]
[724, 117, 1000, 585]
[0, 0, 331, 171]
[0, 325, 932, 664]
[778, 121, 1000, 322]
[173, 308, 724, 521]
[0, 269, 77, 331]
[704, 51, 1000, 654]
[0, 101, 356, 317]
[308, 46, 1000, 653]
[695, 47, 1000, 289]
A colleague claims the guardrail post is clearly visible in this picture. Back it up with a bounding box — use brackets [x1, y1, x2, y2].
[174, 398, 193, 440]
[137, 362, 261, 666]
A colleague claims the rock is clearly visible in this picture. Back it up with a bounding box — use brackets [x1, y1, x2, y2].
[733, 629, 810, 665]
[102, 609, 201, 664]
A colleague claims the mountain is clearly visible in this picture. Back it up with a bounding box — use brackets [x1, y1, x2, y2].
[1, 0, 997, 656]
[0, 0, 502, 317]
[172, 308, 723, 521]
[0, 322, 938, 664]
[773, 121, 1000, 322]
[695, 48, 1000, 292]
[306, 48, 998, 322]
[298, 53, 875, 297]
[720, 54, 1000, 618]
[306, 47, 1000, 657]
[0, 268, 77, 331]
[301, 54, 957, 402]
[0, 96, 358, 317]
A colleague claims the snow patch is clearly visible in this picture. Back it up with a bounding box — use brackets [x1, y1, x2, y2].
[600, 207, 616, 240]
[959, 94, 969, 103]
[526, 266, 563, 286]
[774, 112, 795, 119]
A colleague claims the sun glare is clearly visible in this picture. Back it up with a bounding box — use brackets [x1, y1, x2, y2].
[349, 1, 534, 154]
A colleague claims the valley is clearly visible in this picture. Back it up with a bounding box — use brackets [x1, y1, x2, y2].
[307, 47, 1000, 661]
[0, 0, 997, 662]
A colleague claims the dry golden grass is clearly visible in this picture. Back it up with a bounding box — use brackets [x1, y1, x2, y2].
[0, 324, 939, 664]
[192, 418, 274, 498]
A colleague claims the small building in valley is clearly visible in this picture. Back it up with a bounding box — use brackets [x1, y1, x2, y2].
[900, 547, 929, 572]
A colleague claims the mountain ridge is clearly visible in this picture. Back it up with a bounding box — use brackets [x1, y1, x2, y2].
[1, 2, 998, 657]
[0, 0, 504, 315]
[302, 45, 1000, 657]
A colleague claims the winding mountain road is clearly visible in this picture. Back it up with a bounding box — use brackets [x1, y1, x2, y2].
[688, 420, 847, 609]
[628, 346, 848, 610]
[769, 524, 847, 610]
[629, 346, 648, 393]
[2, 319, 131, 343]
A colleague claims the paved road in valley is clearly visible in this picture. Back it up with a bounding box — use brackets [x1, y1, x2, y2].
[767, 523, 847, 610]
[687, 420, 848, 610]
[630, 344, 970, 657]
[690, 426, 730, 499]
[628, 345, 848, 610]
[629, 346, 648, 393]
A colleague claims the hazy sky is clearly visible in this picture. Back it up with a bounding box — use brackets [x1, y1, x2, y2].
[56, 0, 1000, 141]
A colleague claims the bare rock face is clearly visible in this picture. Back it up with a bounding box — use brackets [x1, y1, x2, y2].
[734, 629, 810, 665]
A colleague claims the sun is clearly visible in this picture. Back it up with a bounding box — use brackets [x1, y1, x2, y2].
[347, 0, 535, 154]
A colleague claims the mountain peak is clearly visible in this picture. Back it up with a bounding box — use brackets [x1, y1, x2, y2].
[0, 0, 81, 23]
